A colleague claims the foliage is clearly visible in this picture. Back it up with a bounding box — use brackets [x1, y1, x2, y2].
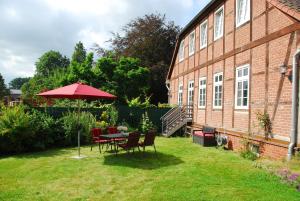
[35, 50, 69, 76]
[157, 103, 175, 108]
[240, 150, 258, 161]
[107, 105, 118, 126]
[139, 111, 155, 133]
[256, 111, 272, 139]
[0, 73, 8, 100]
[94, 14, 180, 104]
[126, 96, 155, 108]
[71, 41, 86, 64]
[8, 77, 30, 89]
[94, 56, 150, 103]
[60, 111, 96, 145]
[66, 52, 94, 84]
[21, 69, 67, 104]
[0, 105, 34, 152]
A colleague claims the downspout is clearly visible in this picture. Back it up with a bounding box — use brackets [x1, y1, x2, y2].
[166, 80, 170, 104]
[288, 48, 300, 161]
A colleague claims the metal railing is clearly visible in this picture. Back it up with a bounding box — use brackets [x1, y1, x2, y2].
[161, 105, 193, 136]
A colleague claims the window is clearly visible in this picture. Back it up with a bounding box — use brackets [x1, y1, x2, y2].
[236, 0, 250, 27]
[200, 20, 208, 49]
[198, 77, 207, 108]
[235, 64, 249, 109]
[178, 82, 183, 106]
[179, 40, 184, 62]
[189, 31, 195, 56]
[187, 80, 194, 106]
[213, 72, 223, 109]
[214, 6, 224, 41]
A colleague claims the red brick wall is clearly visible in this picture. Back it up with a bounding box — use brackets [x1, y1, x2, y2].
[168, 0, 300, 159]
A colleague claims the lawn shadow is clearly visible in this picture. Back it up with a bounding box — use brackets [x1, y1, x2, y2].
[103, 151, 184, 170]
[0, 148, 70, 160]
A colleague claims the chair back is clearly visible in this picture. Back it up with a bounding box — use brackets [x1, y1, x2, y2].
[108, 127, 118, 134]
[127, 131, 141, 148]
[143, 130, 156, 146]
[91, 128, 102, 142]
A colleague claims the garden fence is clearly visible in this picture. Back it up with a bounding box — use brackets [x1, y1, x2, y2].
[34, 106, 171, 131]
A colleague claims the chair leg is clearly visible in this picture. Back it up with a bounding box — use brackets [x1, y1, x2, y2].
[137, 146, 141, 152]
[143, 146, 145, 152]
[153, 144, 157, 153]
[99, 142, 101, 153]
[91, 144, 93, 151]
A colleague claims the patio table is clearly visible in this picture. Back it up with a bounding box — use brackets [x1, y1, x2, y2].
[101, 133, 129, 155]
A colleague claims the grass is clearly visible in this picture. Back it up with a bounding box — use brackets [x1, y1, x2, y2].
[0, 137, 300, 201]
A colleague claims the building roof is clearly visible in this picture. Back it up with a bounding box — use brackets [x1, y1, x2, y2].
[268, 0, 300, 21]
[10, 89, 22, 95]
[167, 0, 300, 80]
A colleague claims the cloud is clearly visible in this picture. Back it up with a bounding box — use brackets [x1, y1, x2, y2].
[0, 0, 211, 84]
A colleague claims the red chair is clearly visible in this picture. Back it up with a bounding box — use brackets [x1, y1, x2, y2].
[117, 131, 141, 153]
[108, 126, 126, 142]
[90, 128, 111, 153]
[139, 130, 157, 153]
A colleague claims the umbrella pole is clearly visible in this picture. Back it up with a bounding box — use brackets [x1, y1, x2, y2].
[77, 100, 80, 157]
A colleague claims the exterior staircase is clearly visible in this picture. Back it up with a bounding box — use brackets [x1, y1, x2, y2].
[161, 105, 193, 137]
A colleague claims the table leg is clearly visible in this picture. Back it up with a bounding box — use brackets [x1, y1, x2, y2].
[114, 139, 117, 155]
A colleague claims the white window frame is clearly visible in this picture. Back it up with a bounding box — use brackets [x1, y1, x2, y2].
[235, 64, 250, 109]
[214, 5, 224, 41]
[179, 40, 185, 62]
[236, 0, 250, 28]
[200, 20, 208, 49]
[178, 82, 183, 106]
[189, 31, 195, 56]
[213, 72, 223, 109]
[198, 77, 207, 109]
[187, 80, 194, 106]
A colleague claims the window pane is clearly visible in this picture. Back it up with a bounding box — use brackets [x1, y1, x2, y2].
[238, 69, 242, 77]
[243, 67, 248, 76]
[219, 75, 222, 82]
[243, 97, 248, 106]
[215, 76, 218, 82]
[237, 97, 241, 106]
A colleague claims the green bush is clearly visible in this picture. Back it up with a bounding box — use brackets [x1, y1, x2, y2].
[107, 105, 118, 126]
[139, 111, 155, 133]
[0, 105, 34, 153]
[241, 150, 258, 161]
[60, 111, 96, 146]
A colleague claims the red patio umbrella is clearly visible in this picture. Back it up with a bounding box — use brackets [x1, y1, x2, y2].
[38, 82, 116, 159]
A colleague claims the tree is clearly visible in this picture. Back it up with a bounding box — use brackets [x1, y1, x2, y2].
[9, 77, 30, 89]
[95, 14, 180, 104]
[0, 73, 8, 99]
[93, 56, 150, 102]
[72, 41, 86, 63]
[35, 51, 69, 76]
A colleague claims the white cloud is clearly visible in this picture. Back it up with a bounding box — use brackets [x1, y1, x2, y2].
[0, 0, 212, 84]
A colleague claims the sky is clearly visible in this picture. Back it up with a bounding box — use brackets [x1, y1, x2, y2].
[0, 0, 211, 84]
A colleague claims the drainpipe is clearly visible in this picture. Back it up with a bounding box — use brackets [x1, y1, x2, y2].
[288, 49, 300, 161]
[166, 80, 170, 104]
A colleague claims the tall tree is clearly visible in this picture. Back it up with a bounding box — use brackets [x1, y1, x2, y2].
[95, 14, 180, 104]
[93, 56, 150, 102]
[35, 50, 69, 76]
[72, 41, 86, 64]
[0, 73, 8, 99]
[9, 77, 30, 89]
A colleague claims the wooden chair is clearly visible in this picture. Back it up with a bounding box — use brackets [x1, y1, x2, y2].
[139, 130, 157, 153]
[117, 131, 141, 153]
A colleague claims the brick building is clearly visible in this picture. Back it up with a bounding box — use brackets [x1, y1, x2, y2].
[166, 0, 300, 159]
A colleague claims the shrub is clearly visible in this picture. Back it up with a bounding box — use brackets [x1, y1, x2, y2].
[240, 150, 258, 161]
[60, 111, 96, 146]
[139, 111, 155, 133]
[0, 105, 35, 153]
[107, 105, 118, 126]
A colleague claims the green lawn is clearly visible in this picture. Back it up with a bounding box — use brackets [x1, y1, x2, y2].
[0, 137, 300, 201]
